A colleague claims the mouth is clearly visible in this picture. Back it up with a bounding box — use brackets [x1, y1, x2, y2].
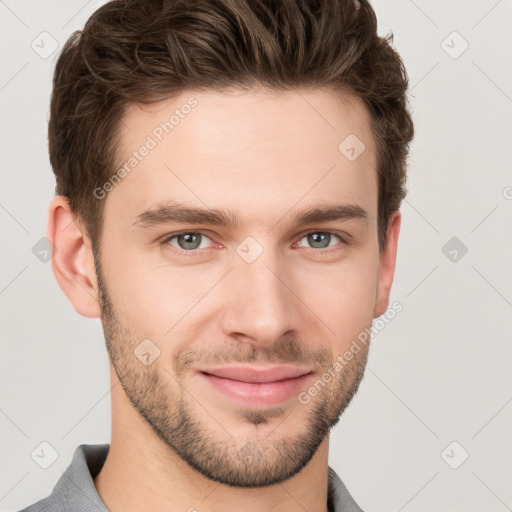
[197, 365, 314, 408]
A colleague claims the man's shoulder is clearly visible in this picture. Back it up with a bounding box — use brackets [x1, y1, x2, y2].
[13, 496, 64, 512]
[328, 465, 364, 512]
[12, 443, 110, 512]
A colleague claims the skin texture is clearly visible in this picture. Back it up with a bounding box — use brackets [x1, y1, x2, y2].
[48, 87, 401, 512]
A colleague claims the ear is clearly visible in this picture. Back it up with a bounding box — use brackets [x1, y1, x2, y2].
[47, 195, 101, 318]
[374, 210, 401, 318]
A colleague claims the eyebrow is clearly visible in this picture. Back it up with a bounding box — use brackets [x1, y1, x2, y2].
[131, 201, 369, 230]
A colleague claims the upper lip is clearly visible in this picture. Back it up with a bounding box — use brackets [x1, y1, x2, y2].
[200, 365, 312, 383]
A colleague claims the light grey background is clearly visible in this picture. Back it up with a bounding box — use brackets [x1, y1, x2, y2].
[1, 1, 511, 511]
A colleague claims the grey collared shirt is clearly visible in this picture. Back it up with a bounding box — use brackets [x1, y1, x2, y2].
[16, 444, 363, 512]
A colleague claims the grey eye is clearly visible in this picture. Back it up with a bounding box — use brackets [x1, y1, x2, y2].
[301, 232, 339, 249]
[167, 232, 213, 251]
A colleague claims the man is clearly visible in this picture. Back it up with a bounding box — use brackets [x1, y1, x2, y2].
[18, 0, 414, 510]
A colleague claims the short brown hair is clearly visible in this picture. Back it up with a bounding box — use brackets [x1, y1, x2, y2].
[49, 0, 414, 255]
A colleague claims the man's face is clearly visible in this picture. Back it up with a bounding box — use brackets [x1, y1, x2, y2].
[93, 88, 384, 487]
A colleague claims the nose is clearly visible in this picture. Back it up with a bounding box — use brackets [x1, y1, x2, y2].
[219, 248, 301, 350]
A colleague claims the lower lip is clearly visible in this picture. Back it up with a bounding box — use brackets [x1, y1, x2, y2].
[199, 372, 313, 408]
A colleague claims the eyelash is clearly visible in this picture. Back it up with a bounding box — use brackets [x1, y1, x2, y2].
[159, 230, 349, 257]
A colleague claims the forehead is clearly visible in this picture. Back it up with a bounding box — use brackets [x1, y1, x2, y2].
[106, 87, 378, 229]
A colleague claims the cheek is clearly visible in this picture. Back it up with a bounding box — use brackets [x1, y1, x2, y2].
[301, 255, 379, 344]
[104, 249, 216, 339]
[98, 246, 171, 334]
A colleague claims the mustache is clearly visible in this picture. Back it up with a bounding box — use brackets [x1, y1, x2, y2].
[172, 339, 331, 377]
